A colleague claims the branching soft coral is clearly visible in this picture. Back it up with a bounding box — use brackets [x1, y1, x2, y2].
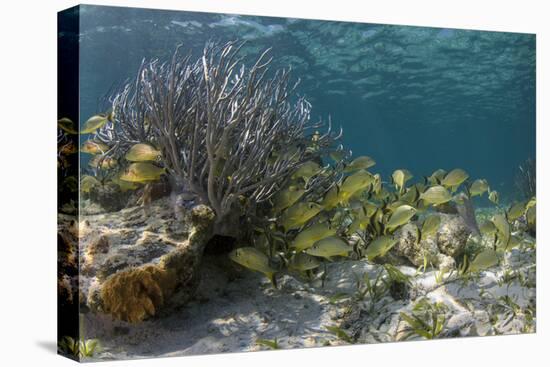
[95, 42, 342, 236]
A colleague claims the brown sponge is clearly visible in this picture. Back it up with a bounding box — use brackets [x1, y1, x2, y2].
[100, 265, 177, 323]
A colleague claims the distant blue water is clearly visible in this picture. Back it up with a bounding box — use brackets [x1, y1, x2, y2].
[75, 5, 535, 203]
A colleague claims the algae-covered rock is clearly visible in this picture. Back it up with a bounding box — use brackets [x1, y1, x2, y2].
[390, 214, 470, 269]
[436, 214, 471, 258]
[391, 223, 440, 268]
[81, 199, 215, 323]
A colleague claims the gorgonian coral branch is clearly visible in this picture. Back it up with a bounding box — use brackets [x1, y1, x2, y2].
[95, 41, 342, 233]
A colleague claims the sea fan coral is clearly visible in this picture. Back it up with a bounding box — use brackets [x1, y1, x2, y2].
[95, 42, 341, 236]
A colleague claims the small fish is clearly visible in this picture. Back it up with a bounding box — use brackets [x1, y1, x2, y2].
[386, 205, 416, 230]
[89, 155, 118, 170]
[365, 236, 398, 261]
[392, 169, 413, 192]
[372, 173, 382, 194]
[111, 175, 139, 192]
[370, 209, 385, 234]
[125, 143, 161, 162]
[347, 214, 371, 234]
[441, 168, 469, 188]
[288, 252, 321, 271]
[229, 247, 276, 285]
[479, 220, 497, 236]
[250, 233, 270, 255]
[272, 185, 305, 213]
[415, 182, 427, 194]
[469, 179, 489, 197]
[488, 190, 499, 204]
[321, 185, 341, 210]
[59, 141, 78, 155]
[415, 199, 430, 213]
[421, 215, 441, 240]
[427, 169, 447, 185]
[120, 162, 166, 182]
[291, 161, 321, 183]
[505, 235, 522, 251]
[280, 202, 322, 231]
[348, 187, 369, 202]
[468, 249, 498, 273]
[492, 214, 510, 247]
[363, 202, 379, 217]
[339, 170, 375, 202]
[81, 114, 109, 134]
[305, 236, 351, 259]
[347, 203, 377, 234]
[291, 222, 337, 252]
[419, 185, 452, 205]
[400, 186, 419, 204]
[371, 187, 390, 201]
[81, 140, 109, 155]
[80, 175, 101, 193]
[507, 202, 526, 222]
[58, 117, 78, 134]
[387, 200, 408, 212]
[344, 156, 376, 172]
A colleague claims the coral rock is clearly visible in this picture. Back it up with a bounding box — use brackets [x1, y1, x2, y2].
[436, 214, 470, 258]
[391, 223, 441, 268]
[100, 265, 176, 323]
[80, 198, 215, 323]
[390, 214, 470, 269]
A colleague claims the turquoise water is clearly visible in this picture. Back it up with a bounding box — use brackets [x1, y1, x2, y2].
[76, 5, 535, 202]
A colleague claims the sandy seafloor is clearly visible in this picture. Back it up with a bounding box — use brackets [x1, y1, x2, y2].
[80, 211, 536, 362]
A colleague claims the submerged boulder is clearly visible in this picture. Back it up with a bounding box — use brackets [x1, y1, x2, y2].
[82, 199, 215, 323]
[389, 214, 471, 270]
[436, 214, 471, 258]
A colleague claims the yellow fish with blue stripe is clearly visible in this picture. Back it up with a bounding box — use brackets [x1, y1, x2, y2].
[229, 247, 277, 285]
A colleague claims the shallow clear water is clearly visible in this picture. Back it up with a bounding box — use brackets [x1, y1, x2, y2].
[76, 5, 535, 202]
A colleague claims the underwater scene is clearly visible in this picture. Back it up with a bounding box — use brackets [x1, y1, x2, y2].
[57, 5, 536, 361]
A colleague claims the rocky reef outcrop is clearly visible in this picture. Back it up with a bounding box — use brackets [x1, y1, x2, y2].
[389, 214, 471, 270]
[81, 199, 215, 323]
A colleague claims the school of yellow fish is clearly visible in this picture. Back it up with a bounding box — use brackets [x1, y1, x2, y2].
[228, 147, 536, 285]
[59, 113, 536, 287]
